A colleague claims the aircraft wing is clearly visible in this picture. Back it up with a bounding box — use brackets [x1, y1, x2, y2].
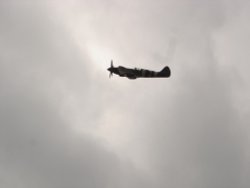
[118, 66, 137, 79]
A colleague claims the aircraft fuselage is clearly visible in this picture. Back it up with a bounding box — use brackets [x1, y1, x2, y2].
[108, 63, 171, 79]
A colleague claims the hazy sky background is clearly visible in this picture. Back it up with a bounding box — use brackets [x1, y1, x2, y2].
[0, 0, 250, 187]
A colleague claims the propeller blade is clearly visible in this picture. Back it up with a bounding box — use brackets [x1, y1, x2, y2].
[109, 72, 112, 78]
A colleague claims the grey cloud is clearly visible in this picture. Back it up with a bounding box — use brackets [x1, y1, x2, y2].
[81, 1, 248, 188]
[0, 1, 149, 188]
[1, 0, 250, 188]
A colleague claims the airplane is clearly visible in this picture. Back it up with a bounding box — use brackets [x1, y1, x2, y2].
[107, 60, 171, 79]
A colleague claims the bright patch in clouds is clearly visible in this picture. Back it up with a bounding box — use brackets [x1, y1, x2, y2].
[1, 1, 250, 188]
[86, 43, 117, 70]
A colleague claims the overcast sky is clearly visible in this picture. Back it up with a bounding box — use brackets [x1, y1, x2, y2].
[0, 0, 250, 188]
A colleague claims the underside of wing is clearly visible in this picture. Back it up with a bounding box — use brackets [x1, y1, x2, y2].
[118, 66, 137, 79]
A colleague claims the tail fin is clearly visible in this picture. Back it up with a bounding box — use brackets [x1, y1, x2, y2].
[159, 66, 171, 77]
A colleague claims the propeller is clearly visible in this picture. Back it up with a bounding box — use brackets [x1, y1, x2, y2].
[108, 60, 114, 78]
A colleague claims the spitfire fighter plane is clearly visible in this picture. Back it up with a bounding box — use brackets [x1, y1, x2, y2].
[107, 60, 171, 79]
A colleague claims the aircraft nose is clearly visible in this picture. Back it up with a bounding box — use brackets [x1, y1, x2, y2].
[107, 67, 111, 71]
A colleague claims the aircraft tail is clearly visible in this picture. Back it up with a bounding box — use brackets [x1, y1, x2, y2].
[159, 66, 171, 77]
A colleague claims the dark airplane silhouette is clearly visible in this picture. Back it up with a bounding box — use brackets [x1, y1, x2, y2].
[107, 60, 171, 79]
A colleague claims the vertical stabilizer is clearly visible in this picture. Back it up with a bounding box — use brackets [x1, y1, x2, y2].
[159, 66, 171, 77]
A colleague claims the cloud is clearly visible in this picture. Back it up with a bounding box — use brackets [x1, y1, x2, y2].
[0, 1, 150, 188]
[0, 0, 250, 188]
